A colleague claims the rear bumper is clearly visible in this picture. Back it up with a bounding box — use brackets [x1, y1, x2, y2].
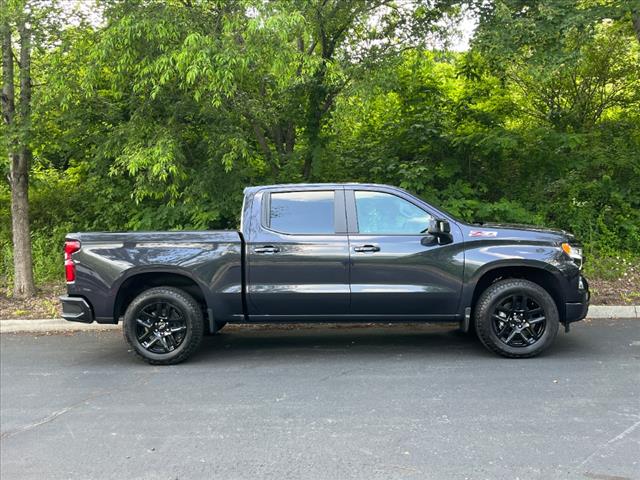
[60, 296, 94, 323]
[565, 275, 590, 324]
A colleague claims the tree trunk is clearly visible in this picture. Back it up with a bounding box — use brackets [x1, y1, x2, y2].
[633, 9, 640, 43]
[2, 15, 35, 297]
[303, 70, 328, 181]
[1, 4, 14, 127]
[13, 21, 35, 297]
[10, 151, 35, 297]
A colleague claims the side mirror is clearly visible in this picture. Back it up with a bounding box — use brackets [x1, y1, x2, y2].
[427, 219, 451, 235]
[425, 219, 453, 245]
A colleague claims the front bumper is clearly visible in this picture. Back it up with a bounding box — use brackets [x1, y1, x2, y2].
[565, 275, 590, 324]
[60, 296, 94, 323]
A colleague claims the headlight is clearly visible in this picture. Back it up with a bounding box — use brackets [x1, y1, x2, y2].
[562, 243, 583, 268]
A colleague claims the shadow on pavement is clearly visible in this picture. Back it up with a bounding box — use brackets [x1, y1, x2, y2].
[181, 323, 594, 365]
[1, 321, 604, 366]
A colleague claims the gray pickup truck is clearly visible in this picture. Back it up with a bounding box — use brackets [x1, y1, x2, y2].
[61, 183, 589, 364]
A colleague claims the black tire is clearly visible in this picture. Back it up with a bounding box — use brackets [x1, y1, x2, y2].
[123, 287, 204, 365]
[475, 279, 559, 358]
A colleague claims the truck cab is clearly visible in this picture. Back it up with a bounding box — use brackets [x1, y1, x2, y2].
[243, 184, 464, 321]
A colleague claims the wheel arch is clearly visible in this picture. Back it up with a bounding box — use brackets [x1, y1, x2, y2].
[113, 269, 209, 322]
[469, 264, 566, 323]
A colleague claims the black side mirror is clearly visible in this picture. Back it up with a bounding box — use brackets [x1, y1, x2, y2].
[425, 219, 453, 245]
[427, 219, 451, 235]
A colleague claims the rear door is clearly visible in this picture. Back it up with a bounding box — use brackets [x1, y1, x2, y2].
[246, 187, 350, 318]
[346, 188, 464, 318]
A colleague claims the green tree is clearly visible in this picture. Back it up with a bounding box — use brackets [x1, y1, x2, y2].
[2, 0, 36, 296]
[470, 0, 640, 131]
[1, 0, 91, 293]
[1, 0, 638, 290]
[88, 0, 460, 194]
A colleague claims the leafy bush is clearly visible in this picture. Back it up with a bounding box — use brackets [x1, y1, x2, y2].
[2, 3, 638, 291]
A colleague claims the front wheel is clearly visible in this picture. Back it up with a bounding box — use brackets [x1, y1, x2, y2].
[123, 287, 204, 365]
[475, 279, 559, 358]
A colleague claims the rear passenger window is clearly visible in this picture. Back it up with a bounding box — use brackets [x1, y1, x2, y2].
[269, 191, 335, 234]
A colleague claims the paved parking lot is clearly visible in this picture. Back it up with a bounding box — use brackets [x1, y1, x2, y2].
[1, 319, 639, 479]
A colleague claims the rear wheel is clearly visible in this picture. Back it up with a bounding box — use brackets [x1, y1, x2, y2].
[123, 287, 204, 365]
[475, 279, 559, 358]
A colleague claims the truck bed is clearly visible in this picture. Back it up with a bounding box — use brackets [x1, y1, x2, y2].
[64, 230, 244, 323]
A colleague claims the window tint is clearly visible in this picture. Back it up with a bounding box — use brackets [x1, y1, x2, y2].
[269, 191, 335, 234]
[355, 191, 432, 234]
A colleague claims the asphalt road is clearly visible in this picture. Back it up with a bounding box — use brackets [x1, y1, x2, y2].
[1, 319, 639, 480]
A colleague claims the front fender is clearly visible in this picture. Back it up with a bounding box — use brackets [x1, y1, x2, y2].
[459, 240, 572, 315]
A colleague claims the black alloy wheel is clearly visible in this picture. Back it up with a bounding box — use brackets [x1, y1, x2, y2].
[135, 301, 188, 354]
[491, 294, 547, 347]
[475, 279, 559, 358]
[123, 287, 204, 365]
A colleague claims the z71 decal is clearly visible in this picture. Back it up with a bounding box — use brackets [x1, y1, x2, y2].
[469, 230, 498, 237]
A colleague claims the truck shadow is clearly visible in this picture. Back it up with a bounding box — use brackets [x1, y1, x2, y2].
[188, 323, 589, 364]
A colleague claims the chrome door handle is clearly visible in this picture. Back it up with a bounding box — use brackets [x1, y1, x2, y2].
[353, 244, 380, 253]
[254, 245, 280, 254]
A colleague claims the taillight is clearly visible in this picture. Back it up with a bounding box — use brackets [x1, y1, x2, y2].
[64, 240, 81, 282]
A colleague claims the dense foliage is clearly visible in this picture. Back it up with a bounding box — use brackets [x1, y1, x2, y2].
[1, 0, 639, 290]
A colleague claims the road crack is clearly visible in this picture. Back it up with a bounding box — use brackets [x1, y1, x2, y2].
[577, 419, 640, 468]
[0, 387, 114, 441]
[1, 373, 157, 440]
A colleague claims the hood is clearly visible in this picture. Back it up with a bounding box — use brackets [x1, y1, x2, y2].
[462, 222, 576, 244]
[478, 222, 568, 235]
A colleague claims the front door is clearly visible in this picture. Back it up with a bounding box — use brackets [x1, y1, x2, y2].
[246, 188, 350, 318]
[347, 189, 464, 317]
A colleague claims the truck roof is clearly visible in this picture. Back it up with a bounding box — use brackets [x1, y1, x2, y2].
[243, 183, 392, 195]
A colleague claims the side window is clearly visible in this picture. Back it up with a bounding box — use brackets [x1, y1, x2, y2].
[355, 191, 432, 234]
[269, 191, 335, 234]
